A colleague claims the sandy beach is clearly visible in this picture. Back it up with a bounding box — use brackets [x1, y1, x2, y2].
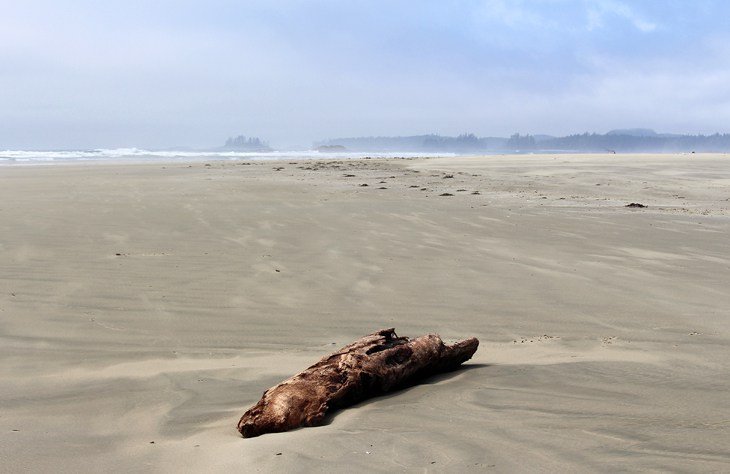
[2, 153, 729, 472]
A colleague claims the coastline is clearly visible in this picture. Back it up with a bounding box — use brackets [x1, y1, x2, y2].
[2, 154, 729, 471]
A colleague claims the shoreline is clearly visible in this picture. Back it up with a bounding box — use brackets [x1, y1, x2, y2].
[1, 150, 726, 168]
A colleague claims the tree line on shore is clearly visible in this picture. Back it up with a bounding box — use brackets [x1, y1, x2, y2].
[317, 129, 730, 153]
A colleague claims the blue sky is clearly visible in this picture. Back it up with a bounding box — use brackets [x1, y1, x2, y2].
[2, 0, 730, 148]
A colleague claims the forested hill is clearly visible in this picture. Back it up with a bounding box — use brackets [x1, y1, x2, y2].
[317, 130, 730, 153]
[541, 132, 730, 152]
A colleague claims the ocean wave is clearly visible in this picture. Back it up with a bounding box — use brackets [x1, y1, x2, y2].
[0, 148, 456, 165]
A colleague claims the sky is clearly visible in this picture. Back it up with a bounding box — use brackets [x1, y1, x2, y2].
[2, 0, 730, 149]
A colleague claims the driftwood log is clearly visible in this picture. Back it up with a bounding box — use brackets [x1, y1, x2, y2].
[237, 328, 479, 438]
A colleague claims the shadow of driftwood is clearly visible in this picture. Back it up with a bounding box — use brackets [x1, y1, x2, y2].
[318, 362, 491, 428]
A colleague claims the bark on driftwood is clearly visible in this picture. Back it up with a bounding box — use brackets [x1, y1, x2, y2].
[237, 328, 479, 438]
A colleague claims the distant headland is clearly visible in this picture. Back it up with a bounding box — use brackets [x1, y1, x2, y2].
[315, 129, 730, 153]
[211, 129, 730, 154]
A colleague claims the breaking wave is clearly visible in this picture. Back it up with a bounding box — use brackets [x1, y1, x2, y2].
[0, 148, 455, 165]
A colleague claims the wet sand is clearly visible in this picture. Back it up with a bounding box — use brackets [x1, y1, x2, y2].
[1, 153, 729, 471]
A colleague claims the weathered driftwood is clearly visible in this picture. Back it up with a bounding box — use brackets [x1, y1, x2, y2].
[237, 328, 479, 438]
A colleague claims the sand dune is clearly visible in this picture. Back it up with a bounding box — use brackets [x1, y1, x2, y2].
[1, 154, 729, 471]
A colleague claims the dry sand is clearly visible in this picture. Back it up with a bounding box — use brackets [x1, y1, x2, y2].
[1, 153, 729, 472]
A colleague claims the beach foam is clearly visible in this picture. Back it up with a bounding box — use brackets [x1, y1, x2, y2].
[0, 148, 456, 165]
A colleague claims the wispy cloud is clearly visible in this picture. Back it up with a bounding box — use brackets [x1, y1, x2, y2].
[476, 0, 554, 28]
[585, 0, 657, 32]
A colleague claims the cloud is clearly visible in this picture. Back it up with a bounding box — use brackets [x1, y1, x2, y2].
[475, 0, 553, 28]
[1, 0, 728, 148]
[586, 0, 657, 32]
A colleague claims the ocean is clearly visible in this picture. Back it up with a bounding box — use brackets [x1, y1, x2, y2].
[0, 148, 456, 166]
